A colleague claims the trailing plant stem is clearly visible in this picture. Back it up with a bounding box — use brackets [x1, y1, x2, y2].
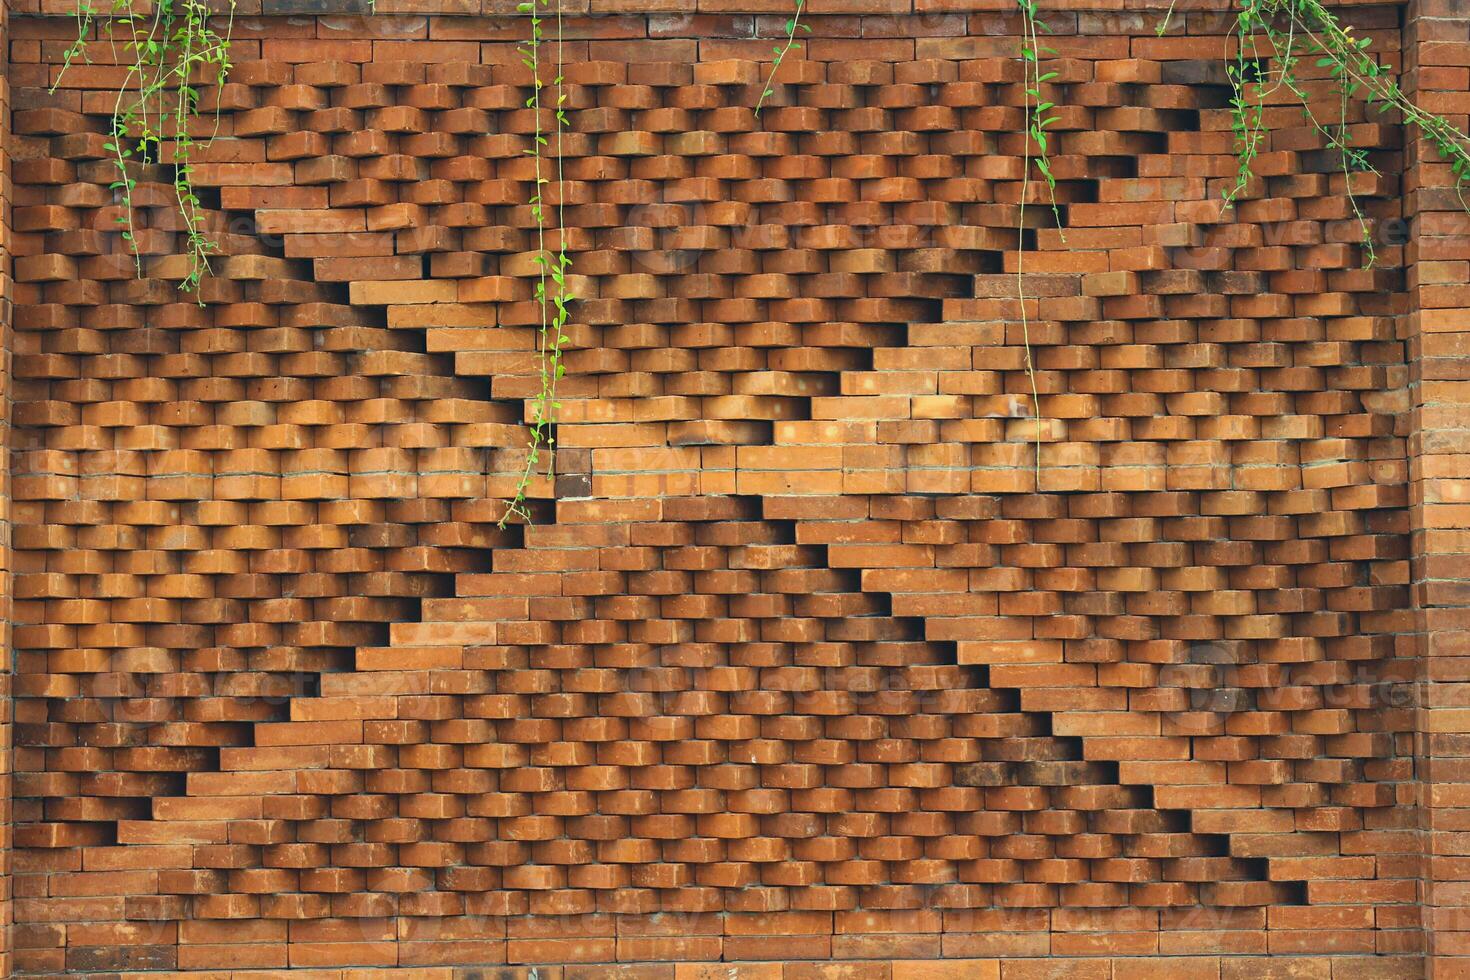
[1016, 0, 1055, 489]
[755, 0, 809, 118]
[55, 0, 233, 300]
[501, 0, 574, 528]
[1223, 0, 1470, 263]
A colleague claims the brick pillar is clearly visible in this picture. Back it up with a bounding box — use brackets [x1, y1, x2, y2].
[0, 0, 12, 969]
[1407, 0, 1470, 974]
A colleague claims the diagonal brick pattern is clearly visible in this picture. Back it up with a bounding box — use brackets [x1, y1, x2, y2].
[0, 0, 1455, 974]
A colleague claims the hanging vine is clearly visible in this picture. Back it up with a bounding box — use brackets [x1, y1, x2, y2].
[43, 0, 1470, 526]
[1177, 0, 1470, 260]
[500, 0, 574, 528]
[1015, 0, 1060, 489]
[1000, 0, 1470, 495]
[756, 0, 810, 118]
[54, 0, 235, 302]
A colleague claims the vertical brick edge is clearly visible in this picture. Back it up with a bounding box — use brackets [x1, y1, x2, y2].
[1, 0, 14, 971]
[1408, 0, 1470, 973]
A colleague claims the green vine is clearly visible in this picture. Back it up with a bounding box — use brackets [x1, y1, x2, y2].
[998, 0, 1470, 496]
[46, 0, 1470, 525]
[755, 0, 809, 118]
[1015, 0, 1059, 489]
[1173, 0, 1470, 265]
[54, 0, 235, 302]
[500, 0, 573, 528]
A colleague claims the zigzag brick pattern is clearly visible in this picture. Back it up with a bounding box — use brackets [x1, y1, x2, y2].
[0, 1, 1442, 974]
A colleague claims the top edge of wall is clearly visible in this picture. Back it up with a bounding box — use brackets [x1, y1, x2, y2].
[13, 0, 1408, 18]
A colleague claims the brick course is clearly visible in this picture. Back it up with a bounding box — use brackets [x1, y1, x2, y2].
[0, 0, 1462, 975]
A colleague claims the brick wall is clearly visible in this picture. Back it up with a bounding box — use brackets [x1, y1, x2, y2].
[0, 0, 1463, 976]
[0, 0, 14, 971]
[1408, 0, 1470, 973]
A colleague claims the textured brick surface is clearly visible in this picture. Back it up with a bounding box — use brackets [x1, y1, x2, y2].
[28, 957, 1439, 979]
[0, 0, 15, 972]
[0, 0, 1458, 975]
[1407, 0, 1470, 975]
